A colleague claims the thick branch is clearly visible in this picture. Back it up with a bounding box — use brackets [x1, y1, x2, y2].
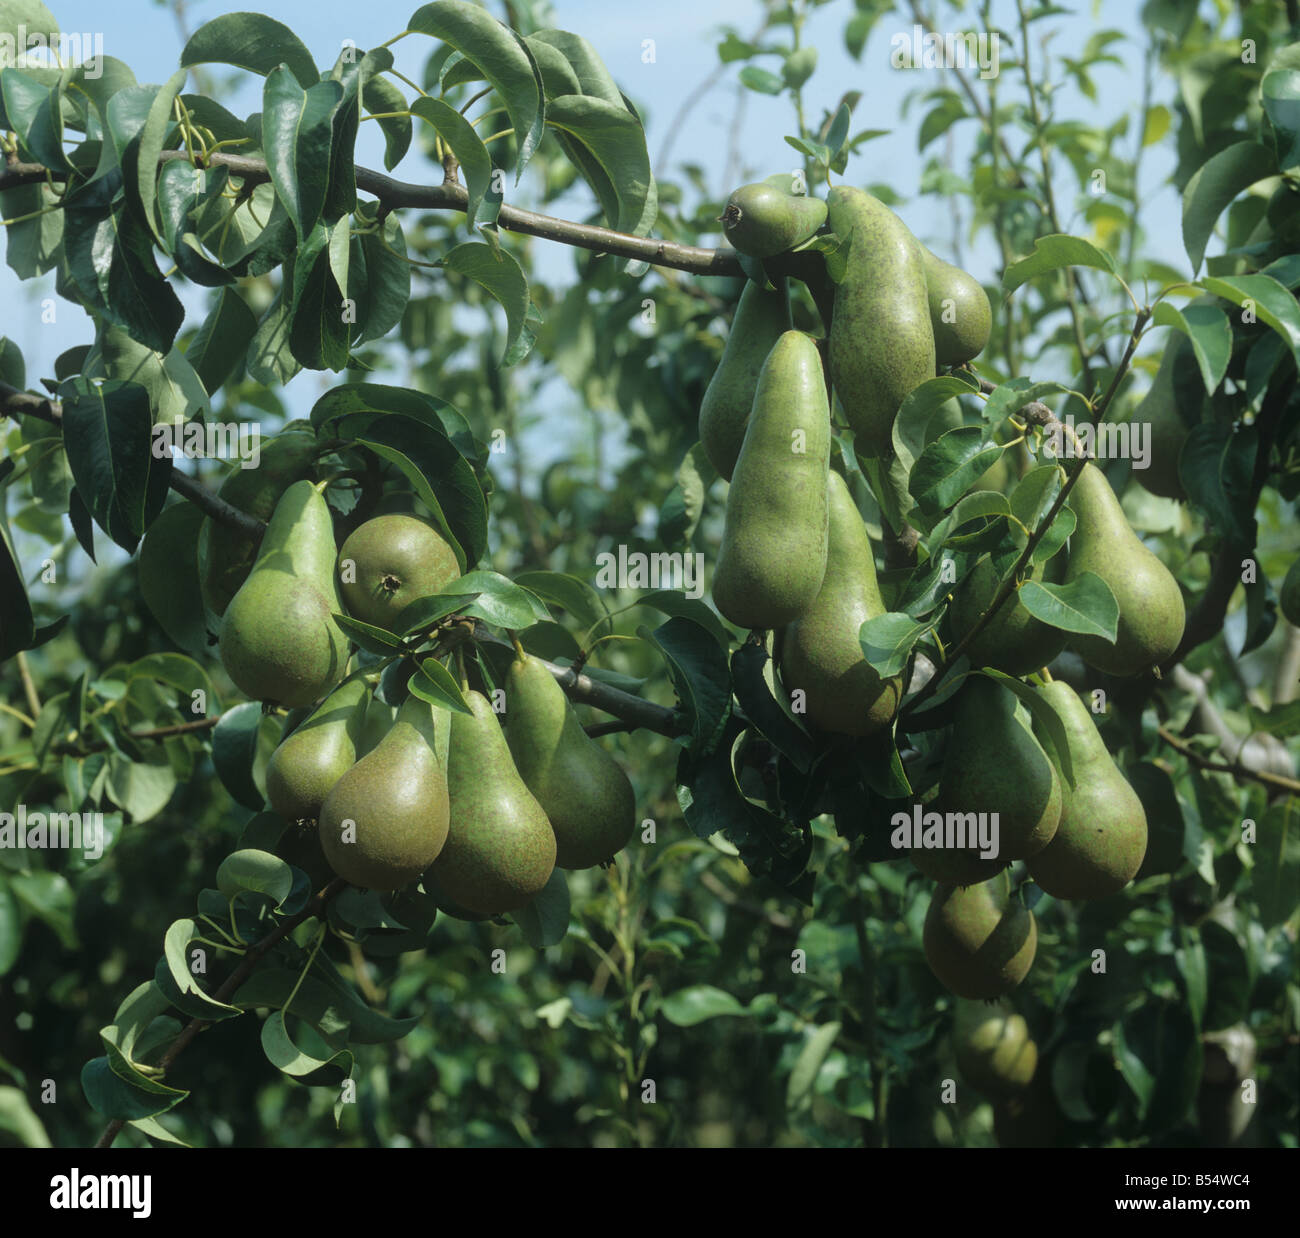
[0, 380, 265, 539]
[94, 876, 347, 1149]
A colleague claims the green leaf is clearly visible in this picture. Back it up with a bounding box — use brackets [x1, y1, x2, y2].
[63, 198, 185, 354]
[246, 287, 300, 387]
[180, 11, 318, 88]
[0, 514, 35, 661]
[0, 1085, 51, 1147]
[1149, 302, 1232, 395]
[410, 96, 497, 229]
[410, 656, 472, 715]
[730, 642, 814, 772]
[186, 287, 258, 394]
[106, 749, 177, 823]
[891, 374, 980, 474]
[1180, 421, 1258, 548]
[528, 29, 624, 106]
[262, 68, 343, 241]
[1002, 233, 1117, 293]
[362, 68, 412, 171]
[1180, 142, 1276, 274]
[859, 612, 929, 678]
[81, 1056, 187, 1121]
[1255, 799, 1300, 928]
[0, 181, 63, 278]
[642, 617, 730, 753]
[631, 589, 731, 651]
[211, 702, 273, 811]
[128, 1114, 190, 1147]
[1200, 273, 1300, 372]
[1018, 573, 1119, 640]
[660, 985, 751, 1026]
[781, 47, 817, 90]
[1262, 68, 1300, 172]
[440, 570, 548, 629]
[9, 871, 76, 948]
[0, 66, 72, 171]
[1176, 927, 1208, 1030]
[57, 378, 171, 554]
[261, 1010, 353, 1078]
[158, 919, 241, 1021]
[918, 93, 965, 152]
[512, 570, 606, 631]
[408, 0, 544, 179]
[909, 426, 1004, 514]
[0, 874, 21, 977]
[156, 162, 237, 288]
[738, 65, 783, 95]
[216, 849, 294, 905]
[128, 68, 188, 244]
[509, 866, 570, 947]
[442, 241, 531, 365]
[787, 1022, 842, 1108]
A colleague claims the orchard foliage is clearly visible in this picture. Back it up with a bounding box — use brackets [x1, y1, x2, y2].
[0, 0, 1296, 1149]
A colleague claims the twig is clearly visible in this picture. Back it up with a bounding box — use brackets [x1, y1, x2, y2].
[51, 715, 221, 756]
[93, 877, 347, 1148]
[0, 380, 265, 540]
[1156, 726, 1300, 796]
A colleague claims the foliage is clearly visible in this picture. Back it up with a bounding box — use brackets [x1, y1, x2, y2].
[0, 0, 1296, 1149]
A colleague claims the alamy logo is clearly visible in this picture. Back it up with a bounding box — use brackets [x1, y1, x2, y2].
[151, 422, 262, 470]
[1044, 415, 1151, 470]
[890, 24, 1000, 79]
[50, 1170, 151, 1218]
[594, 545, 706, 600]
[0, 806, 105, 860]
[0, 27, 104, 78]
[890, 804, 1000, 859]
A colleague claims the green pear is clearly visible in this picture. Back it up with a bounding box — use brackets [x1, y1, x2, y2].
[338, 514, 461, 631]
[698, 277, 793, 480]
[949, 551, 1068, 677]
[953, 999, 1037, 1100]
[826, 186, 935, 458]
[721, 175, 828, 258]
[923, 870, 1037, 1000]
[318, 694, 450, 891]
[1064, 461, 1185, 676]
[712, 330, 830, 629]
[778, 470, 902, 736]
[427, 690, 556, 915]
[198, 427, 318, 617]
[919, 246, 992, 366]
[933, 676, 1062, 861]
[1125, 329, 1204, 501]
[218, 480, 349, 707]
[504, 654, 635, 869]
[265, 675, 369, 822]
[1027, 681, 1148, 900]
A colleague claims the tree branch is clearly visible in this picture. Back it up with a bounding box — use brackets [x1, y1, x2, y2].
[1156, 726, 1300, 796]
[0, 380, 266, 539]
[93, 876, 348, 1149]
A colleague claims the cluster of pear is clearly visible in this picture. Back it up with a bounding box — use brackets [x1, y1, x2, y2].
[703, 179, 1179, 1005]
[704, 178, 992, 740]
[209, 473, 634, 911]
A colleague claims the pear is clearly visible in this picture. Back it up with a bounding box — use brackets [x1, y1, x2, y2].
[504, 654, 635, 869]
[427, 690, 556, 915]
[778, 470, 902, 736]
[826, 187, 935, 458]
[338, 514, 460, 631]
[923, 869, 1037, 999]
[933, 676, 1062, 861]
[318, 694, 450, 891]
[1064, 461, 1185, 676]
[1027, 681, 1148, 900]
[953, 999, 1037, 1100]
[712, 330, 830, 629]
[218, 480, 349, 707]
[265, 675, 369, 822]
[949, 551, 1067, 677]
[918, 246, 992, 366]
[198, 427, 317, 617]
[721, 176, 828, 258]
[698, 277, 793, 480]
